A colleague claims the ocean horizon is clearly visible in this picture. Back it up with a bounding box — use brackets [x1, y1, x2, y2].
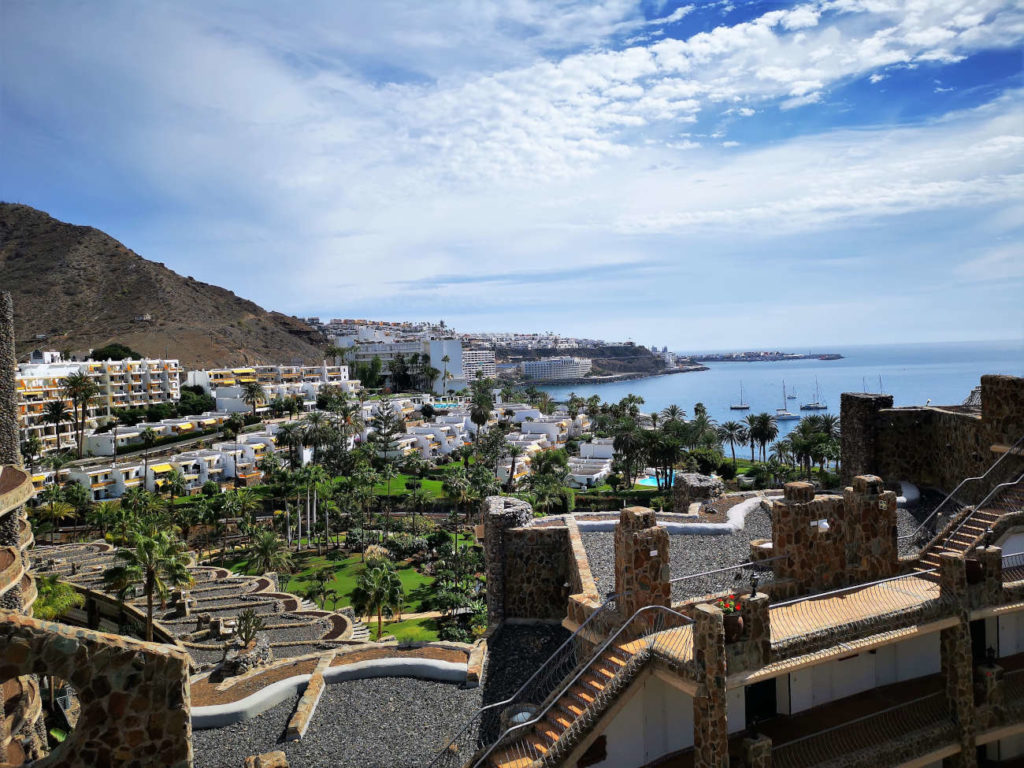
[540, 339, 1024, 438]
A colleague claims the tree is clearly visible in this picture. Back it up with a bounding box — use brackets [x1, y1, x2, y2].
[613, 426, 646, 487]
[60, 370, 99, 458]
[440, 354, 452, 395]
[470, 402, 490, 443]
[409, 486, 432, 535]
[33, 573, 84, 620]
[717, 421, 748, 470]
[241, 380, 266, 418]
[36, 487, 74, 545]
[89, 343, 142, 361]
[248, 528, 293, 575]
[20, 435, 42, 475]
[141, 427, 158, 479]
[505, 444, 524, 492]
[165, 469, 187, 502]
[661, 404, 685, 423]
[351, 562, 404, 641]
[44, 400, 71, 453]
[103, 530, 193, 642]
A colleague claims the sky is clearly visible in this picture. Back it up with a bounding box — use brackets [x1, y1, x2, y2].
[1, 0, 1023, 351]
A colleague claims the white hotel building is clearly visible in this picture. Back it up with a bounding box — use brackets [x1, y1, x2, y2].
[520, 356, 593, 380]
[16, 356, 181, 456]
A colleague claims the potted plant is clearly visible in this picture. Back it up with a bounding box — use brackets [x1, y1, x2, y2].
[714, 594, 745, 642]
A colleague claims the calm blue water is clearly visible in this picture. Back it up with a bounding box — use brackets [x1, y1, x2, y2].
[542, 341, 1023, 438]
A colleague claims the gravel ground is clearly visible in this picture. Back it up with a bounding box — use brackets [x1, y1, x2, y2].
[480, 623, 572, 706]
[582, 507, 777, 603]
[193, 679, 484, 768]
[897, 489, 948, 555]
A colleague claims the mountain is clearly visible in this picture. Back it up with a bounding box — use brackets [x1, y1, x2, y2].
[0, 203, 328, 368]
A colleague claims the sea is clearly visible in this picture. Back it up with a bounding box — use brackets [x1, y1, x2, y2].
[540, 340, 1024, 439]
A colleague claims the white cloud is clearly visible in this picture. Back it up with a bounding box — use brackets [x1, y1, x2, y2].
[956, 244, 1024, 281]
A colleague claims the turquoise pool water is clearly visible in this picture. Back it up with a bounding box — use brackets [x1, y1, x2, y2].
[636, 473, 673, 488]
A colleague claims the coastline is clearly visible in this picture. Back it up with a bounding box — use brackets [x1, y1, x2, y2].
[521, 364, 708, 388]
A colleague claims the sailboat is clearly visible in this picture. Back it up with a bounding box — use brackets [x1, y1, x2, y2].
[800, 378, 827, 411]
[776, 381, 799, 421]
[730, 381, 750, 410]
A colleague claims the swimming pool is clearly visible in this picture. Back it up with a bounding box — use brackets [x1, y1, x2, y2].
[636, 472, 674, 488]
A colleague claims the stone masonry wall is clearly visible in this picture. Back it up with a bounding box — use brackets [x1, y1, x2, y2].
[0, 611, 192, 768]
[841, 375, 1024, 497]
[482, 496, 534, 624]
[503, 525, 571, 621]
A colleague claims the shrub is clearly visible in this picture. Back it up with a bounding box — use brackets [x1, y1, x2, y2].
[235, 608, 264, 645]
[718, 461, 737, 481]
[689, 448, 723, 475]
[201, 480, 221, 496]
[364, 544, 392, 564]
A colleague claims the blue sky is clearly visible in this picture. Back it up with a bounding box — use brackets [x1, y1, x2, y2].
[2, 0, 1023, 350]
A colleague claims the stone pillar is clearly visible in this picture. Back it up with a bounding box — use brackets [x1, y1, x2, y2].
[971, 545, 1003, 610]
[842, 475, 898, 582]
[725, 591, 770, 673]
[482, 496, 533, 624]
[614, 506, 670, 617]
[772, 482, 843, 591]
[939, 552, 977, 768]
[840, 392, 893, 486]
[0, 293, 20, 467]
[692, 603, 729, 768]
[741, 733, 772, 768]
[975, 660, 1004, 731]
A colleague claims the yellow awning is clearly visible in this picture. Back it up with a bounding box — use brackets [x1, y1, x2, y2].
[176, 423, 194, 431]
[150, 463, 173, 473]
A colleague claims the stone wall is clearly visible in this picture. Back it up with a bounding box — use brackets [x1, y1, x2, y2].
[502, 525, 572, 621]
[482, 496, 533, 624]
[0, 611, 192, 767]
[773, 479, 900, 594]
[841, 375, 1024, 496]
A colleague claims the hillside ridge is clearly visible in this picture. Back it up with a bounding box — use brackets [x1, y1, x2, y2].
[0, 203, 327, 368]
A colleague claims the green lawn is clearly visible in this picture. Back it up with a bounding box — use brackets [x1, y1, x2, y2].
[372, 474, 446, 499]
[372, 616, 439, 642]
[227, 549, 436, 613]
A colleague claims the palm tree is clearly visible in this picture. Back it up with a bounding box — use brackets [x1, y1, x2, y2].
[505, 444, 524, 492]
[36, 490, 75, 545]
[165, 469, 187, 502]
[661, 404, 685, 423]
[351, 562, 404, 641]
[88, 500, 118, 539]
[757, 412, 779, 463]
[744, 413, 760, 462]
[103, 530, 193, 642]
[717, 421, 747, 469]
[241, 381, 267, 418]
[440, 354, 452, 395]
[45, 451, 72, 485]
[43, 400, 71, 453]
[141, 427, 158, 480]
[409, 486, 432, 535]
[470, 403, 490, 443]
[248, 528, 293, 575]
[33, 574, 86, 709]
[60, 371, 99, 458]
[20, 435, 42, 476]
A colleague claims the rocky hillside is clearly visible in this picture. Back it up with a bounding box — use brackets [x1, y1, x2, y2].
[500, 344, 667, 376]
[0, 203, 327, 367]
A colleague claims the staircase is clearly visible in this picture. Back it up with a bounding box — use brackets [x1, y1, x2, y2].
[918, 477, 1024, 571]
[470, 607, 692, 768]
[349, 618, 371, 642]
[484, 645, 640, 768]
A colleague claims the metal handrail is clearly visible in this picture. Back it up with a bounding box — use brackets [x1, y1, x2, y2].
[426, 592, 625, 768]
[899, 433, 1024, 542]
[470, 603, 694, 768]
[772, 568, 937, 610]
[771, 690, 945, 753]
[935, 470, 1024, 553]
[668, 555, 787, 584]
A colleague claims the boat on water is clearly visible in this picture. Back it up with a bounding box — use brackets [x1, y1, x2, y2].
[800, 378, 828, 411]
[730, 381, 750, 410]
[776, 381, 799, 421]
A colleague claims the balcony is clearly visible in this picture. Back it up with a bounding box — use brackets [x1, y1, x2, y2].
[767, 675, 955, 768]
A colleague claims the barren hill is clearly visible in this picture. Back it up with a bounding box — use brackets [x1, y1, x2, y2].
[0, 203, 327, 368]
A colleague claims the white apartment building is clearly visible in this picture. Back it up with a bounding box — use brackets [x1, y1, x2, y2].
[579, 436, 616, 460]
[187, 364, 357, 414]
[462, 348, 496, 380]
[332, 335, 466, 394]
[84, 411, 228, 456]
[16, 357, 181, 456]
[519, 356, 593, 380]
